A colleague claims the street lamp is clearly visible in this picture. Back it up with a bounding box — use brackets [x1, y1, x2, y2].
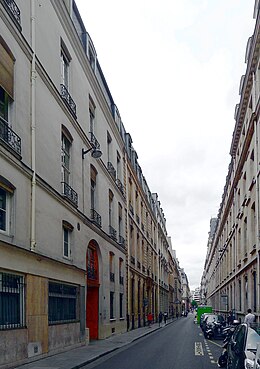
[82, 147, 102, 159]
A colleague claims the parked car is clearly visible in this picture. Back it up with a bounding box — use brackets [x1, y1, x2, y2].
[227, 323, 260, 369]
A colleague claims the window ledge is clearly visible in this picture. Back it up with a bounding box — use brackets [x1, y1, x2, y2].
[110, 318, 116, 322]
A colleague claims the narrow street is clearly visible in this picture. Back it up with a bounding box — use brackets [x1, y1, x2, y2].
[83, 314, 223, 369]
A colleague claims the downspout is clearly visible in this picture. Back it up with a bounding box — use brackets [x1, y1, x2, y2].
[30, 0, 36, 251]
[252, 72, 260, 321]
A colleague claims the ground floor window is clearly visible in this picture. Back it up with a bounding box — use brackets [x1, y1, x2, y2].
[48, 281, 78, 324]
[120, 293, 123, 318]
[0, 272, 25, 329]
[110, 291, 115, 319]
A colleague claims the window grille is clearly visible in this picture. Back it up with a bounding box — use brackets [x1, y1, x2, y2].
[0, 272, 25, 330]
[48, 282, 78, 324]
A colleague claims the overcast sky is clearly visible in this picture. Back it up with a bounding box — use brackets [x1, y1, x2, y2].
[75, 0, 256, 291]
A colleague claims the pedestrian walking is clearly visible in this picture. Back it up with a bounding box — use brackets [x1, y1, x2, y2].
[164, 312, 167, 325]
[244, 309, 255, 324]
[147, 312, 153, 327]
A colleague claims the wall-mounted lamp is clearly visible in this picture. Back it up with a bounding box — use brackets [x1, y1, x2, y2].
[82, 147, 102, 159]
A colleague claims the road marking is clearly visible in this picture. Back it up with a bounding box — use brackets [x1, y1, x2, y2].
[195, 342, 204, 356]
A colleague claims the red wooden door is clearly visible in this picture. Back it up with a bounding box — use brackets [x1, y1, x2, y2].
[86, 286, 99, 340]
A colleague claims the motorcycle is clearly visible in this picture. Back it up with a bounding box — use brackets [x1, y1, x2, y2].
[217, 320, 240, 368]
[205, 320, 225, 340]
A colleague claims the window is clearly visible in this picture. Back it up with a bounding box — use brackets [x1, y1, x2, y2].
[0, 187, 9, 233]
[60, 44, 70, 89]
[118, 203, 123, 237]
[110, 291, 115, 319]
[107, 132, 112, 162]
[0, 178, 15, 235]
[119, 258, 124, 285]
[90, 165, 97, 210]
[87, 245, 99, 282]
[120, 293, 123, 318]
[109, 252, 115, 282]
[109, 190, 114, 227]
[89, 96, 95, 134]
[48, 282, 78, 324]
[0, 272, 25, 329]
[61, 129, 72, 185]
[0, 87, 9, 121]
[62, 221, 73, 258]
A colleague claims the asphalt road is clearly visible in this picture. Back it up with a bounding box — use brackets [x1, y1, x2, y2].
[84, 314, 223, 369]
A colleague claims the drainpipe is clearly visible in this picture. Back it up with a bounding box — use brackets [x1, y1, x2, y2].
[254, 118, 260, 320]
[30, 0, 36, 251]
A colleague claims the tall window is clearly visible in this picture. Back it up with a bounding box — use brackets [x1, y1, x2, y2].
[109, 190, 114, 227]
[109, 252, 115, 282]
[0, 178, 15, 235]
[0, 187, 9, 234]
[118, 203, 123, 237]
[62, 221, 73, 258]
[48, 282, 78, 323]
[119, 258, 124, 285]
[0, 272, 25, 329]
[120, 293, 123, 319]
[110, 291, 115, 319]
[107, 132, 112, 163]
[90, 165, 97, 210]
[89, 96, 95, 134]
[117, 152, 121, 180]
[0, 37, 14, 120]
[60, 44, 70, 89]
[61, 131, 72, 185]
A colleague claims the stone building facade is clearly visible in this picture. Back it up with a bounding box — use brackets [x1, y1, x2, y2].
[0, 0, 187, 367]
[203, 1, 260, 321]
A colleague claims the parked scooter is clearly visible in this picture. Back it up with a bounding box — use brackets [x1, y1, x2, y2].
[217, 320, 240, 368]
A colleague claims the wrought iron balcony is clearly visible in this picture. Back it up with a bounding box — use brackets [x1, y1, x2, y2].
[89, 132, 101, 149]
[107, 162, 116, 180]
[2, 0, 21, 30]
[60, 84, 77, 118]
[110, 272, 115, 282]
[90, 209, 102, 228]
[0, 116, 21, 156]
[61, 182, 78, 207]
[116, 178, 124, 196]
[119, 235, 125, 247]
[109, 225, 117, 241]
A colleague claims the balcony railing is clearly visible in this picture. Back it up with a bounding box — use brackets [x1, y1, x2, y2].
[90, 209, 102, 228]
[61, 182, 78, 207]
[107, 162, 116, 180]
[0, 117, 21, 156]
[2, 0, 21, 30]
[109, 225, 117, 241]
[116, 178, 124, 196]
[89, 132, 101, 149]
[119, 235, 125, 247]
[60, 84, 77, 118]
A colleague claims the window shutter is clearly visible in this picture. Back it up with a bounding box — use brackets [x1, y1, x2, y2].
[0, 37, 14, 99]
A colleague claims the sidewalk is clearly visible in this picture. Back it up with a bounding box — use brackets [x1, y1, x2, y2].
[14, 320, 174, 369]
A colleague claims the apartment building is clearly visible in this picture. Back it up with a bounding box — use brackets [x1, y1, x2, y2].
[0, 0, 188, 367]
[0, 0, 127, 366]
[203, 0, 260, 320]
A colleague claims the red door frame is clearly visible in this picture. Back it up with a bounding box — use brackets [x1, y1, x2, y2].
[86, 242, 99, 340]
